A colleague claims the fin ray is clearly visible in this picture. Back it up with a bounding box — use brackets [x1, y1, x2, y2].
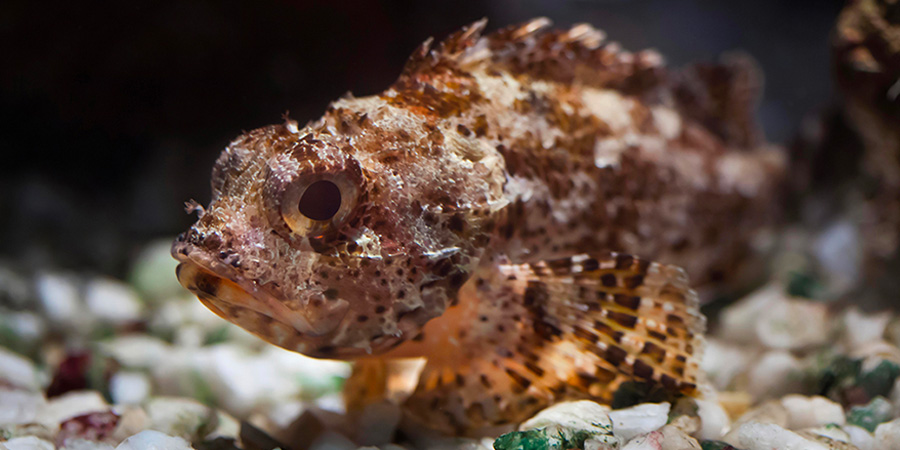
[383, 252, 705, 434]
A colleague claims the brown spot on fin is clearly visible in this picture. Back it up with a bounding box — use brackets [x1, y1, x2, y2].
[380, 252, 705, 434]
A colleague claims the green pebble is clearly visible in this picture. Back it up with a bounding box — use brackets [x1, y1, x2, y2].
[847, 396, 893, 432]
[494, 429, 552, 450]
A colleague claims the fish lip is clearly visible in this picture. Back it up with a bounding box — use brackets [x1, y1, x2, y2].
[171, 238, 321, 337]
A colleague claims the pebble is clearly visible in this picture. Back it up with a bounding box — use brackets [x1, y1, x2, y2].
[0, 389, 45, 426]
[128, 239, 183, 303]
[729, 421, 829, 450]
[38, 391, 108, 426]
[608, 402, 670, 443]
[801, 425, 852, 444]
[745, 350, 804, 399]
[620, 431, 663, 449]
[694, 398, 730, 440]
[721, 400, 788, 444]
[114, 430, 193, 450]
[874, 418, 900, 449]
[0, 348, 41, 391]
[813, 219, 861, 295]
[755, 298, 829, 350]
[520, 400, 613, 433]
[842, 308, 891, 348]
[0, 311, 46, 347]
[701, 340, 749, 390]
[109, 372, 151, 405]
[143, 397, 216, 442]
[656, 424, 700, 449]
[60, 440, 116, 450]
[83, 277, 143, 325]
[780, 395, 845, 428]
[0, 436, 55, 450]
[718, 283, 784, 345]
[35, 271, 88, 332]
[99, 335, 171, 370]
[520, 400, 616, 446]
[844, 424, 875, 450]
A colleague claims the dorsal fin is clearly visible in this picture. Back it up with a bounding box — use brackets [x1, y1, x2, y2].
[398, 18, 667, 95]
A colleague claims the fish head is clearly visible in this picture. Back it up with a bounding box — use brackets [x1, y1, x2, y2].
[172, 109, 505, 358]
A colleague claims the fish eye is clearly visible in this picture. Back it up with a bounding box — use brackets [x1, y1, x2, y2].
[274, 173, 360, 239]
[299, 180, 342, 221]
[263, 142, 365, 242]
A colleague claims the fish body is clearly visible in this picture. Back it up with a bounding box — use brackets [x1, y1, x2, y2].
[172, 19, 783, 434]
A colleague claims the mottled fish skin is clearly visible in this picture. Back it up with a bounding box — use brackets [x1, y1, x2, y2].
[172, 18, 783, 433]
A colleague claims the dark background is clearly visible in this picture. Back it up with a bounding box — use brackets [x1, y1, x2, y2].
[1, 0, 845, 275]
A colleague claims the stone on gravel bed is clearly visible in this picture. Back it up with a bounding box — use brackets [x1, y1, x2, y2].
[728, 421, 830, 450]
[114, 430, 193, 450]
[843, 424, 875, 450]
[0, 436, 55, 450]
[128, 239, 183, 304]
[520, 400, 616, 442]
[0, 390, 45, 426]
[780, 395, 845, 428]
[83, 277, 143, 326]
[37, 391, 108, 427]
[0, 349, 41, 392]
[608, 402, 670, 443]
[745, 350, 804, 399]
[874, 418, 900, 449]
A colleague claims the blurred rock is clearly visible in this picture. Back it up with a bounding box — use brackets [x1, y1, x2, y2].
[780, 395, 845, 428]
[38, 391, 108, 427]
[846, 396, 892, 432]
[842, 308, 891, 348]
[694, 398, 730, 441]
[144, 397, 217, 442]
[701, 340, 750, 390]
[813, 220, 861, 296]
[0, 389, 46, 426]
[755, 299, 830, 350]
[83, 277, 143, 326]
[746, 350, 804, 399]
[35, 271, 92, 335]
[0, 436, 55, 450]
[658, 424, 701, 449]
[108, 372, 151, 406]
[843, 424, 874, 450]
[608, 402, 670, 443]
[718, 283, 784, 345]
[520, 400, 616, 442]
[0, 348, 41, 392]
[727, 422, 829, 450]
[874, 418, 900, 449]
[114, 430, 193, 450]
[129, 239, 184, 303]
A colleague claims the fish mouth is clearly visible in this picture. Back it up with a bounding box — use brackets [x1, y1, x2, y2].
[172, 242, 323, 339]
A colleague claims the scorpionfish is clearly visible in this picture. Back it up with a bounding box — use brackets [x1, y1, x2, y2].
[172, 19, 784, 434]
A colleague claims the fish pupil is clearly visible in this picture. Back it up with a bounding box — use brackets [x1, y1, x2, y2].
[299, 180, 342, 221]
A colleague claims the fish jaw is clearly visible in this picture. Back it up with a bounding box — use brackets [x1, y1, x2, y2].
[171, 234, 415, 359]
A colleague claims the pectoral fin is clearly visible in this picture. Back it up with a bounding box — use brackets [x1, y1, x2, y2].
[393, 252, 706, 435]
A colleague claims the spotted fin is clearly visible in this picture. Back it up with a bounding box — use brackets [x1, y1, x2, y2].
[394, 252, 706, 435]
